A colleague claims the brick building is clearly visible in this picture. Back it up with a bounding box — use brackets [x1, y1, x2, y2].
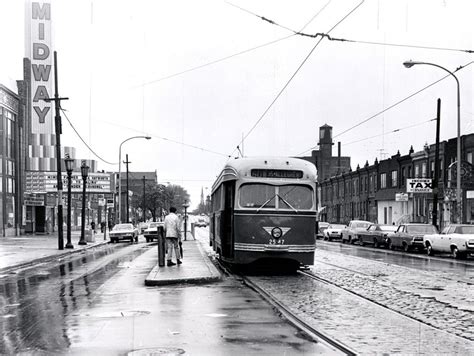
[319, 133, 474, 227]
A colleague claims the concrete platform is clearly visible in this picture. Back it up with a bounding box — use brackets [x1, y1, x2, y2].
[144, 239, 221, 286]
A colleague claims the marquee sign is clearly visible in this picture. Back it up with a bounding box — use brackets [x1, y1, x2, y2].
[26, 171, 112, 194]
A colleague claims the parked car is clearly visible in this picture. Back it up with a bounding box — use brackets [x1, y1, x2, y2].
[423, 224, 474, 259]
[195, 217, 208, 228]
[139, 222, 149, 234]
[143, 221, 164, 242]
[341, 220, 372, 244]
[323, 224, 346, 241]
[358, 224, 398, 248]
[316, 222, 330, 239]
[387, 223, 438, 252]
[110, 223, 138, 243]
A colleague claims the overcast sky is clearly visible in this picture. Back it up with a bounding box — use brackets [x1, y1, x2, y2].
[1, 0, 473, 209]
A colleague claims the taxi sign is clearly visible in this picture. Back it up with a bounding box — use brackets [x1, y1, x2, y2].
[407, 178, 432, 193]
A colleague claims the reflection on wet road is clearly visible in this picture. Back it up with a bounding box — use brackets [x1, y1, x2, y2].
[0, 243, 148, 354]
[316, 240, 474, 282]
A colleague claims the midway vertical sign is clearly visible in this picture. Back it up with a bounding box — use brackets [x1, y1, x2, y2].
[26, 1, 53, 133]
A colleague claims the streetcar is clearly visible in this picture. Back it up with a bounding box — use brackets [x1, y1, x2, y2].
[209, 157, 317, 269]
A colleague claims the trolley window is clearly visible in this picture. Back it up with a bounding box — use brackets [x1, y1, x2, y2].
[240, 184, 276, 208]
[239, 184, 313, 210]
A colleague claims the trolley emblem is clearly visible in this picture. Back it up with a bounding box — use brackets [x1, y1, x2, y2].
[263, 226, 291, 238]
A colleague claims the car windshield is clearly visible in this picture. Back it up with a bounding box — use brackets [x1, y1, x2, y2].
[456, 226, 474, 234]
[329, 224, 345, 229]
[407, 225, 437, 234]
[354, 222, 370, 228]
[113, 224, 133, 231]
[239, 183, 313, 210]
[380, 225, 398, 232]
[149, 223, 160, 228]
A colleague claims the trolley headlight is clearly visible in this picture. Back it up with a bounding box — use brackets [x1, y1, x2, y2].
[271, 227, 283, 239]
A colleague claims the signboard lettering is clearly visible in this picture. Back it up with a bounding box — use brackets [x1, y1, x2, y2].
[406, 178, 432, 193]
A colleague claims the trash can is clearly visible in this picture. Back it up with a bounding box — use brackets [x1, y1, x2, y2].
[85, 229, 95, 242]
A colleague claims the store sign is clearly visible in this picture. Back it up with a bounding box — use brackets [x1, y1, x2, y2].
[26, 1, 54, 132]
[467, 191, 474, 199]
[406, 178, 432, 193]
[26, 171, 112, 193]
[24, 193, 45, 206]
[395, 193, 409, 201]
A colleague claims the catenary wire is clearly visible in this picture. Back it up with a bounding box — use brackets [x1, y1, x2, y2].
[240, 6, 473, 54]
[296, 60, 474, 156]
[227, 0, 365, 159]
[97, 119, 230, 158]
[61, 108, 118, 165]
[133, 35, 294, 89]
[344, 118, 435, 146]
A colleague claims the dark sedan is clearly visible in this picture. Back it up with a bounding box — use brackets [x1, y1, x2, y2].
[358, 224, 398, 248]
[387, 223, 438, 252]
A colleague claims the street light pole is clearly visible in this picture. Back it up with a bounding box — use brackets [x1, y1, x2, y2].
[403, 60, 462, 223]
[64, 154, 74, 249]
[79, 161, 89, 245]
[118, 136, 151, 223]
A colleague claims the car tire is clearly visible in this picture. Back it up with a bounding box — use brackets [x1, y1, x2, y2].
[452, 247, 465, 259]
[359, 238, 365, 246]
[387, 239, 394, 250]
[135, 236, 138, 242]
[403, 243, 410, 253]
[426, 244, 435, 256]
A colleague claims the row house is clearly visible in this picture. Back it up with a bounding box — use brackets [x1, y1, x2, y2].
[319, 132, 474, 227]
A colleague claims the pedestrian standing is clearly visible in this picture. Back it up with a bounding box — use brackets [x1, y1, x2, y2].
[91, 221, 96, 234]
[164, 207, 182, 266]
[108, 220, 113, 232]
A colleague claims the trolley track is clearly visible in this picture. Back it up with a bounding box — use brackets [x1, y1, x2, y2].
[214, 258, 357, 355]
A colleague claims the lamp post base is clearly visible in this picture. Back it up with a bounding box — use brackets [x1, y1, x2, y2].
[78, 240, 87, 245]
[65, 243, 74, 249]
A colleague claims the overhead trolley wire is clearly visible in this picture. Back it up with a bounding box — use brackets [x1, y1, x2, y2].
[344, 118, 436, 146]
[296, 60, 474, 156]
[61, 108, 118, 165]
[98, 119, 230, 158]
[227, 0, 365, 159]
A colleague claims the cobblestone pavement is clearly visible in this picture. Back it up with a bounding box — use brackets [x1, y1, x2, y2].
[311, 250, 474, 341]
[247, 273, 474, 355]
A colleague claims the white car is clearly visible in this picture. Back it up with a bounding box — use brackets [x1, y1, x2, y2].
[323, 224, 345, 241]
[423, 224, 474, 259]
[341, 220, 372, 244]
[144, 221, 164, 242]
[110, 223, 138, 243]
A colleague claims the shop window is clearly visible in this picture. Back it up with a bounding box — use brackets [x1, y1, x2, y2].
[380, 173, 387, 189]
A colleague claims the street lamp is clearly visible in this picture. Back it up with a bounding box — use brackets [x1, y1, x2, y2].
[79, 161, 89, 245]
[118, 136, 151, 223]
[403, 60, 462, 223]
[64, 154, 74, 249]
[183, 200, 190, 241]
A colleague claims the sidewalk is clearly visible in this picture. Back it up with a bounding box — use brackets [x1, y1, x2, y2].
[0, 230, 109, 273]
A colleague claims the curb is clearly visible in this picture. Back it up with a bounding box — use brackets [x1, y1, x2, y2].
[0, 240, 110, 275]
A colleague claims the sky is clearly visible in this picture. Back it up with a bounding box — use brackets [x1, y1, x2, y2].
[1, 0, 473, 209]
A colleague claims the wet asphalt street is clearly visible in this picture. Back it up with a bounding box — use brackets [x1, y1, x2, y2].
[1, 230, 473, 355]
[0, 234, 330, 355]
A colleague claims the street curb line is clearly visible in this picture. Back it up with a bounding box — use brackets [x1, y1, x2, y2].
[0, 241, 110, 275]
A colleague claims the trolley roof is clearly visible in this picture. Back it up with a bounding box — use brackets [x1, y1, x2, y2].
[211, 157, 317, 193]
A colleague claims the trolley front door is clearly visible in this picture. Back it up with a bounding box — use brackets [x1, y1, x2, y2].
[221, 181, 234, 258]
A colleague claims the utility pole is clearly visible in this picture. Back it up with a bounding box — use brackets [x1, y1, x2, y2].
[432, 99, 441, 230]
[142, 175, 146, 222]
[44, 51, 68, 250]
[124, 154, 131, 223]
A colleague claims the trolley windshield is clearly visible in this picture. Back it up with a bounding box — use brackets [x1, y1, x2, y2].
[239, 183, 313, 210]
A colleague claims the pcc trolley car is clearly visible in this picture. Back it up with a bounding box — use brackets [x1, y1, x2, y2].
[209, 157, 317, 268]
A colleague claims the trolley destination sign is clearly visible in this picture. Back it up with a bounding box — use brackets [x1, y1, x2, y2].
[251, 169, 304, 179]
